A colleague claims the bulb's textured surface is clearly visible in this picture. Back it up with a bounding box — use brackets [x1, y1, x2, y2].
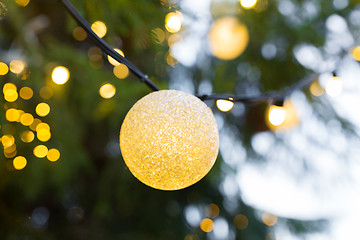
[120, 90, 219, 190]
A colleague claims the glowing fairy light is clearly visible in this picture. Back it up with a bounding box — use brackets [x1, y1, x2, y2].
[52, 66, 70, 85]
[165, 11, 183, 33]
[216, 100, 234, 112]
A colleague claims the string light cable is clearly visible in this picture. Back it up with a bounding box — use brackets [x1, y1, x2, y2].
[60, 0, 318, 106]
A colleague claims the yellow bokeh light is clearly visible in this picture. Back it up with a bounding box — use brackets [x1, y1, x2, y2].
[99, 83, 116, 99]
[73, 26, 87, 41]
[20, 113, 34, 126]
[19, 86, 33, 100]
[310, 80, 325, 97]
[4, 89, 18, 102]
[152, 28, 166, 44]
[4, 143, 16, 154]
[351, 46, 360, 61]
[262, 212, 277, 226]
[3, 83, 17, 93]
[36, 102, 50, 117]
[39, 86, 53, 99]
[205, 203, 220, 218]
[13, 156, 27, 170]
[165, 11, 183, 33]
[47, 148, 60, 162]
[113, 64, 129, 79]
[6, 108, 20, 122]
[120, 90, 219, 190]
[20, 131, 35, 143]
[5, 150, 17, 159]
[52, 66, 70, 85]
[268, 105, 286, 126]
[108, 48, 125, 66]
[209, 17, 249, 60]
[36, 122, 50, 132]
[33, 145, 48, 158]
[30, 118, 42, 131]
[0, 62, 9, 75]
[37, 129, 51, 142]
[9, 59, 26, 74]
[91, 21, 107, 38]
[15, 0, 30, 7]
[234, 214, 249, 230]
[216, 99, 234, 112]
[325, 76, 342, 97]
[200, 218, 214, 232]
[240, 0, 257, 9]
[2, 135, 15, 147]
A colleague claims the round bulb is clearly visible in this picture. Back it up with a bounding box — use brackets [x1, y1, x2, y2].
[120, 90, 219, 191]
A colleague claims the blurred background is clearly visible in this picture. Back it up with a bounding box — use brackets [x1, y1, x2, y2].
[1, 0, 360, 239]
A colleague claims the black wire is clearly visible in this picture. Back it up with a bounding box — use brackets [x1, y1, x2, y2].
[61, 0, 317, 104]
[60, 0, 161, 91]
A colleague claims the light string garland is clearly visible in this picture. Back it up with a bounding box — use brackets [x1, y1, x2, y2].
[61, 0, 319, 190]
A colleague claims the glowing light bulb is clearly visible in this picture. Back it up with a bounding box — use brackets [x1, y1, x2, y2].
[268, 105, 286, 126]
[209, 17, 249, 60]
[52, 66, 70, 85]
[216, 99, 234, 112]
[240, 0, 257, 9]
[99, 83, 116, 99]
[108, 49, 125, 66]
[13, 156, 27, 170]
[20, 113, 34, 126]
[113, 64, 129, 79]
[325, 76, 342, 97]
[37, 129, 51, 142]
[91, 21, 107, 38]
[351, 46, 360, 61]
[120, 90, 219, 191]
[2, 135, 15, 147]
[165, 11, 183, 33]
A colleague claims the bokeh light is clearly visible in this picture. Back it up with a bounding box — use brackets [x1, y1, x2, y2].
[108, 48, 125, 66]
[36, 103, 50, 117]
[351, 46, 360, 61]
[73, 26, 87, 41]
[47, 148, 60, 162]
[33, 145, 48, 158]
[262, 212, 277, 226]
[39, 86, 53, 99]
[113, 64, 129, 79]
[234, 214, 249, 230]
[6, 108, 20, 122]
[310, 80, 325, 97]
[15, 0, 30, 7]
[30, 118, 42, 131]
[205, 203, 220, 218]
[216, 99, 234, 112]
[240, 0, 257, 9]
[200, 218, 214, 232]
[13, 156, 27, 170]
[99, 83, 116, 99]
[3, 83, 18, 102]
[9, 59, 26, 74]
[152, 28, 165, 44]
[209, 17, 249, 60]
[165, 11, 183, 33]
[325, 76, 342, 97]
[0, 62, 9, 75]
[19, 86, 33, 100]
[36, 123, 50, 132]
[52, 66, 70, 85]
[91, 21, 107, 38]
[20, 131, 35, 143]
[37, 129, 51, 142]
[2, 135, 15, 147]
[20, 113, 34, 126]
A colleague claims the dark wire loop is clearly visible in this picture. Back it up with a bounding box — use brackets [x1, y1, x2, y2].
[61, 0, 161, 92]
[61, 0, 317, 104]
